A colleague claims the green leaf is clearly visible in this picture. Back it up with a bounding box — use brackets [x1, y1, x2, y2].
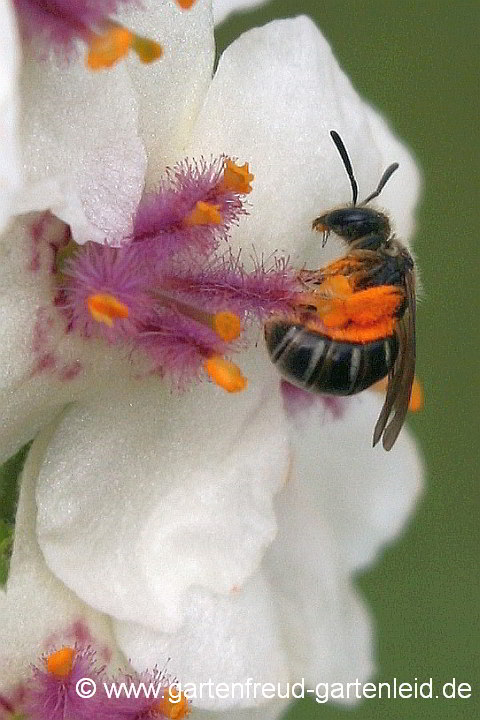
[0, 444, 30, 525]
[0, 443, 31, 587]
[0, 519, 14, 586]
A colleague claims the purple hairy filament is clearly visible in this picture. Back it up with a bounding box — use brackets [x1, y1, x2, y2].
[57, 157, 298, 393]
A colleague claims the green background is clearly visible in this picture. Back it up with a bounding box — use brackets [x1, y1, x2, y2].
[220, 1, 479, 718]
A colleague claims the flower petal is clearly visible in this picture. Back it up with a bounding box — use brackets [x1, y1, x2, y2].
[285, 390, 424, 572]
[36, 349, 290, 633]
[264, 473, 375, 692]
[0, 215, 139, 462]
[0, 0, 22, 235]
[114, 574, 289, 711]
[0, 425, 117, 693]
[188, 16, 420, 266]
[16, 49, 146, 244]
[117, 0, 215, 185]
[213, 0, 268, 26]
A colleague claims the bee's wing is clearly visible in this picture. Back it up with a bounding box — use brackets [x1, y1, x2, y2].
[373, 271, 416, 450]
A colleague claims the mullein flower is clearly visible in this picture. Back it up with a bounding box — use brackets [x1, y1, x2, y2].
[0, 2, 424, 719]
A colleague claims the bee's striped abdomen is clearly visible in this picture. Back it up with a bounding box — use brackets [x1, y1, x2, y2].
[265, 321, 398, 395]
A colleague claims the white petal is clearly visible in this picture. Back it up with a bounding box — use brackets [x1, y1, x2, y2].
[0, 215, 139, 462]
[213, 0, 268, 26]
[264, 475, 375, 691]
[188, 17, 420, 267]
[0, 426, 117, 692]
[17, 49, 147, 244]
[114, 574, 289, 711]
[36, 350, 290, 633]
[117, 0, 215, 184]
[0, 0, 22, 235]
[286, 390, 424, 571]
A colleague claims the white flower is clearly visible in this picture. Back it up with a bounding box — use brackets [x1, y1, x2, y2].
[0, 2, 423, 718]
[213, 0, 268, 25]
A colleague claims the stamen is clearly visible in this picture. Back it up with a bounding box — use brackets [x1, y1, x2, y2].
[153, 687, 190, 718]
[131, 34, 164, 64]
[184, 201, 222, 227]
[87, 26, 132, 70]
[204, 356, 247, 393]
[87, 293, 129, 327]
[222, 160, 255, 194]
[409, 377, 424, 412]
[46, 647, 75, 678]
[373, 375, 424, 412]
[212, 311, 241, 341]
[176, 0, 197, 8]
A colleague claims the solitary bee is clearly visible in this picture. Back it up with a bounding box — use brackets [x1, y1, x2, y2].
[265, 130, 416, 450]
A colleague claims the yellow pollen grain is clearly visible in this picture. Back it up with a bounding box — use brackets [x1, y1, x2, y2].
[87, 26, 132, 70]
[212, 311, 241, 342]
[131, 34, 164, 64]
[222, 159, 254, 194]
[87, 293, 129, 327]
[204, 356, 247, 393]
[184, 201, 222, 226]
[46, 647, 75, 678]
[152, 687, 190, 718]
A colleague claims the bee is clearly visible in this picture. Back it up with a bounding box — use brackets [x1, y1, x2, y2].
[265, 130, 416, 450]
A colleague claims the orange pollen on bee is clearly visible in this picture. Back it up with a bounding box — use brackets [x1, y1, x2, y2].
[184, 201, 222, 226]
[86, 25, 163, 70]
[46, 647, 75, 678]
[221, 159, 255, 194]
[204, 356, 247, 393]
[212, 311, 241, 342]
[152, 687, 190, 718]
[176, 0, 197, 9]
[87, 293, 129, 327]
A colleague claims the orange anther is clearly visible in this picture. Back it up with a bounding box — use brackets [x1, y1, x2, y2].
[87, 293, 129, 327]
[87, 26, 132, 70]
[184, 201, 222, 226]
[153, 687, 190, 718]
[46, 647, 75, 678]
[176, 0, 196, 8]
[409, 376, 424, 412]
[372, 375, 424, 413]
[212, 311, 241, 342]
[222, 160, 254, 194]
[204, 356, 247, 393]
[131, 34, 164, 64]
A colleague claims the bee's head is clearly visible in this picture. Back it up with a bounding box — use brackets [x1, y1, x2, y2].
[313, 131, 398, 248]
[312, 206, 391, 245]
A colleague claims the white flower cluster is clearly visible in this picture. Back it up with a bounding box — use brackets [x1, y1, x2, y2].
[0, 1, 423, 718]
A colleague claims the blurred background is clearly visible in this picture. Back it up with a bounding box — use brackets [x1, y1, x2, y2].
[217, 1, 479, 718]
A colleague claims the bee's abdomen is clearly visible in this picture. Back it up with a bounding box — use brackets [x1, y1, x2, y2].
[265, 321, 398, 395]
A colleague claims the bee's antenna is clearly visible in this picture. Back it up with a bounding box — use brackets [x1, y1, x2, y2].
[330, 130, 358, 206]
[361, 162, 399, 205]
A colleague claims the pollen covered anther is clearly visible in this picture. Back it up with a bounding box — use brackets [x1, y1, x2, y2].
[87, 25, 163, 70]
[131, 34, 164, 64]
[184, 201, 222, 226]
[212, 311, 241, 341]
[87, 26, 132, 69]
[46, 647, 75, 678]
[222, 160, 255, 194]
[153, 687, 190, 718]
[204, 356, 247, 393]
[176, 0, 197, 9]
[87, 293, 129, 327]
